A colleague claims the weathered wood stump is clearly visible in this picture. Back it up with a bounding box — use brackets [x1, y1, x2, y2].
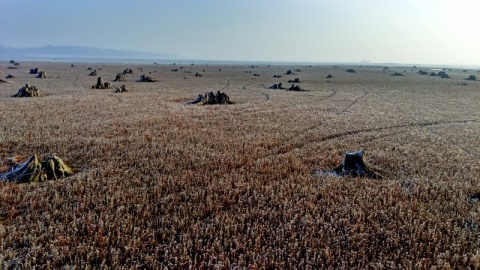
[6, 74, 15, 79]
[89, 69, 97, 76]
[391, 72, 404, 76]
[12, 84, 40, 97]
[186, 91, 234, 105]
[114, 73, 127, 82]
[29, 68, 39, 74]
[273, 74, 282, 78]
[137, 74, 158, 82]
[91, 77, 112, 89]
[326, 74, 333, 78]
[466, 75, 477, 81]
[195, 72, 202, 77]
[115, 84, 129, 93]
[330, 150, 383, 179]
[36, 71, 47, 78]
[0, 154, 73, 183]
[346, 69, 357, 73]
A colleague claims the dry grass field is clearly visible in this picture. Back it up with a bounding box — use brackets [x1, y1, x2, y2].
[1, 61, 480, 268]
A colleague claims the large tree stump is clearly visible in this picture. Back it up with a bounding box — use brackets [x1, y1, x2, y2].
[12, 84, 40, 97]
[186, 91, 234, 105]
[36, 71, 47, 78]
[91, 77, 112, 89]
[0, 154, 73, 183]
[466, 75, 477, 81]
[326, 74, 334, 78]
[29, 68, 39, 74]
[89, 69, 97, 76]
[330, 150, 383, 179]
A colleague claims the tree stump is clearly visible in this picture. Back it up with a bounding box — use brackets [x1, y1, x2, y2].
[114, 73, 127, 82]
[186, 91, 234, 105]
[288, 78, 301, 83]
[91, 77, 112, 89]
[287, 84, 303, 91]
[466, 75, 477, 81]
[115, 84, 129, 93]
[89, 69, 97, 76]
[6, 74, 15, 79]
[36, 71, 47, 78]
[123, 68, 133, 74]
[330, 150, 383, 179]
[326, 74, 333, 78]
[0, 154, 73, 183]
[29, 68, 39, 74]
[12, 84, 40, 97]
[195, 72, 202, 77]
[267, 83, 284, 89]
[137, 74, 158, 82]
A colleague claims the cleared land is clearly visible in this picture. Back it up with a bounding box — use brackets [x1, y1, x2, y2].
[1, 61, 480, 268]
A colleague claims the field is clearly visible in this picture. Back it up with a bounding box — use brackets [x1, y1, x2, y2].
[1, 61, 480, 268]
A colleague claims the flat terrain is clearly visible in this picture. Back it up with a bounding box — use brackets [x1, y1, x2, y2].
[1, 61, 480, 268]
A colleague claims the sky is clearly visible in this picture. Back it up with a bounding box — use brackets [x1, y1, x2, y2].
[1, 0, 479, 65]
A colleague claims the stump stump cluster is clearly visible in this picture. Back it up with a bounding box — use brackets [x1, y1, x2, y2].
[187, 91, 233, 105]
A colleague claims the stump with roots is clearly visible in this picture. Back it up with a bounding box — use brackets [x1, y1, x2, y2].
[285, 70, 293, 75]
[195, 72, 202, 77]
[29, 68, 39, 74]
[187, 91, 234, 105]
[12, 84, 40, 97]
[0, 154, 73, 183]
[6, 74, 15, 79]
[329, 150, 383, 179]
[346, 69, 357, 73]
[137, 74, 158, 82]
[115, 84, 128, 93]
[273, 74, 282, 78]
[114, 73, 127, 82]
[36, 71, 47, 78]
[89, 70, 97, 76]
[91, 77, 112, 89]
[391, 72, 404, 76]
[326, 74, 334, 78]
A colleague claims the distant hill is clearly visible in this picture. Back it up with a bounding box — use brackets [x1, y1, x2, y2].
[0, 45, 177, 59]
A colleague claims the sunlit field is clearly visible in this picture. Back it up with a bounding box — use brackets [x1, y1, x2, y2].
[1, 61, 480, 268]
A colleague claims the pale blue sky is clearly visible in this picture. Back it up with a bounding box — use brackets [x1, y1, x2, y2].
[1, 0, 479, 65]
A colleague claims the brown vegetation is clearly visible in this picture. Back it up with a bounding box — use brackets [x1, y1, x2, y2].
[1, 62, 480, 268]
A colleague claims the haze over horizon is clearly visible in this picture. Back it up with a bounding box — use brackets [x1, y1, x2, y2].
[1, 0, 479, 66]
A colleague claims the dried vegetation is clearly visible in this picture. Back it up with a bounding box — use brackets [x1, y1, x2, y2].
[1, 62, 480, 268]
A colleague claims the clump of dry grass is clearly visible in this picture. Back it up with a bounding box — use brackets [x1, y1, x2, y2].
[1, 62, 480, 268]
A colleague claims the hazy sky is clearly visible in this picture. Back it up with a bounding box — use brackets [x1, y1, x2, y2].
[1, 0, 479, 65]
